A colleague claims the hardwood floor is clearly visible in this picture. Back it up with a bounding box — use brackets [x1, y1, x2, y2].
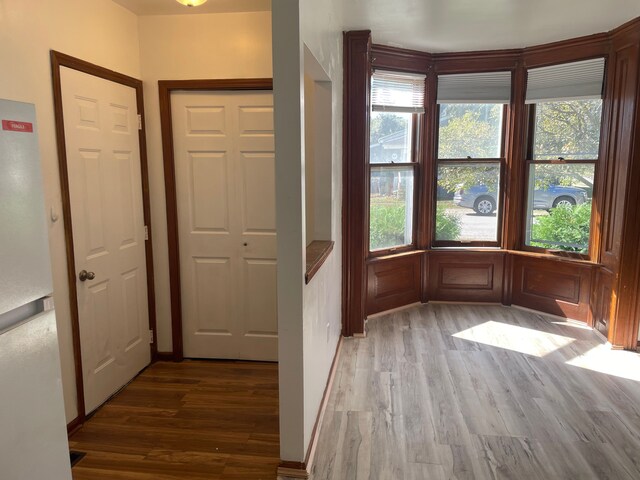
[310, 303, 640, 479]
[69, 360, 279, 480]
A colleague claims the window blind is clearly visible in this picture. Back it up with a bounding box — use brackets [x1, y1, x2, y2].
[437, 71, 512, 104]
[526, 58, 605, 103]
[371, 71, 426, 113]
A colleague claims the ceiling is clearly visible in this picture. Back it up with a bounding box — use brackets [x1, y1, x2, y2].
[341, 0, 640, 52]
[111, 0, 640, 52]
[112, 0, 270, 15]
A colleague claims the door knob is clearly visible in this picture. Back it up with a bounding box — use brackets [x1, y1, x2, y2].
[79, 270, 96, 282]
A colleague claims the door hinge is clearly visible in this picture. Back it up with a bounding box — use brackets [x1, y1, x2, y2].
[144, 225, 149, 241]
[149, 329, 154, 344]
[138, 114, 143, 130]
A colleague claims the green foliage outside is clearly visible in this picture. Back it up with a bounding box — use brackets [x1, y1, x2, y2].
[438, 164, 500, 196]
[438, 104, 503, 159]
[369, 201, 407, 250]
[435, 205, 462, 241]
[530, 202, 592, 253]
[369, 199, 461, 249]
[534, 100, 602, 160]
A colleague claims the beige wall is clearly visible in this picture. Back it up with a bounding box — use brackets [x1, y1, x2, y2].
[0, 0, 141, 422]
[0, 2, 273, 422]
[138, 11, 273, 352]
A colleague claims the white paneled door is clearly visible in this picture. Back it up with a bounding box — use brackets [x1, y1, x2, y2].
[171, 91, 277, 361]
[61, 67, 150, 413]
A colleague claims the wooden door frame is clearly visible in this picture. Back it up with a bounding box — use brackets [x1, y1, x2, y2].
[50, 51, 157, 433]
[158, 78, 273, 361]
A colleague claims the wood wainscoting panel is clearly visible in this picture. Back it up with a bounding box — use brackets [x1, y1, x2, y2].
[366, 253, 421, 316]
[440, 263, 493, 289]
[427, 251, 505, 302]
[522, 268, 580, 304]
[511, 254, 594, 322]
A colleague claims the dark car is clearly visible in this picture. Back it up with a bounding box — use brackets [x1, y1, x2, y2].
[454, 184, 589, 215]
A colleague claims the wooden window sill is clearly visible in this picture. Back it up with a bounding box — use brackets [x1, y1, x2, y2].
[363, 247, 600, 267]
[506, 249, 598, 266]
[305, 240, 335, 284]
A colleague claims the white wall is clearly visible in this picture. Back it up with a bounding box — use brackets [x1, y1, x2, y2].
[300, 0, 344, 457]
[304, 68, 334, 245]
[304, 73, 316, 246]
[0, 0, 141, 422]
[138, 11, 273, 352]
[272, 0, 306, 461]
[273, 0, 344, 463]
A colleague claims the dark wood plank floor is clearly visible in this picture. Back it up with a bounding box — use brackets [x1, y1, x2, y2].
[69, 360, 279, 480]
[311, 303, 640, 480]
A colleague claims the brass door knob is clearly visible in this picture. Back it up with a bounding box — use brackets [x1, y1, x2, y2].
[79, 270, 96, 282]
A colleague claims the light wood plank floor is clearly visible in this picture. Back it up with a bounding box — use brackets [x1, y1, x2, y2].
[69, 360, 279, 480]
[311, 304, 640, 479]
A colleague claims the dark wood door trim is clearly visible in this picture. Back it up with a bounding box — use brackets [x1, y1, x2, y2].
[50, 50, 157, 431]
[342, 31, 372, 337]
[158, 78, 273, 361]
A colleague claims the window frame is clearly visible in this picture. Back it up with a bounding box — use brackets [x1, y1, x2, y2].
[432, 103, 508, 248]
[367, 111, 423, 257]
[520, 102, 603, 260]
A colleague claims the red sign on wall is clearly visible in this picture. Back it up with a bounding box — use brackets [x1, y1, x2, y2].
[2, 120, 33, 133]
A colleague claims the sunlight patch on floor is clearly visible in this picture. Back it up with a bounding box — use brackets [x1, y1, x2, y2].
[565, 343, 640, 381]
[452, 320, 575, 357]
[547, 319, 592, 330]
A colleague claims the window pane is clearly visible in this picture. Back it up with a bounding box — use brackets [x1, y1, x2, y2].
[370, 111, 414, 164]
[436, 163, 500, 242]
[533, 99, 602, 160]
[525, 163, 594, 253]
[370, 166, 414, 250]
[438, 104, 504, 159]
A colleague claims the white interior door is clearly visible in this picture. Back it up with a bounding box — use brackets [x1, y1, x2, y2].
[172, 90, 277, 361]
[61, 67, 150, 413]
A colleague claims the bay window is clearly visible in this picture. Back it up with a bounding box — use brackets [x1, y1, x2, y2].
[365, 61, 605, 255]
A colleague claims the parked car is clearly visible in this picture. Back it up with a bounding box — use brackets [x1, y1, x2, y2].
[453, 184, 589, 215]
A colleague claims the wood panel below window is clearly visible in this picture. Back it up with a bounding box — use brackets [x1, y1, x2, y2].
[511, 254, 594, 322]
[366, 253, 422, 316]
[364, 250, 598, 326]
[427, 251, 506, 303]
